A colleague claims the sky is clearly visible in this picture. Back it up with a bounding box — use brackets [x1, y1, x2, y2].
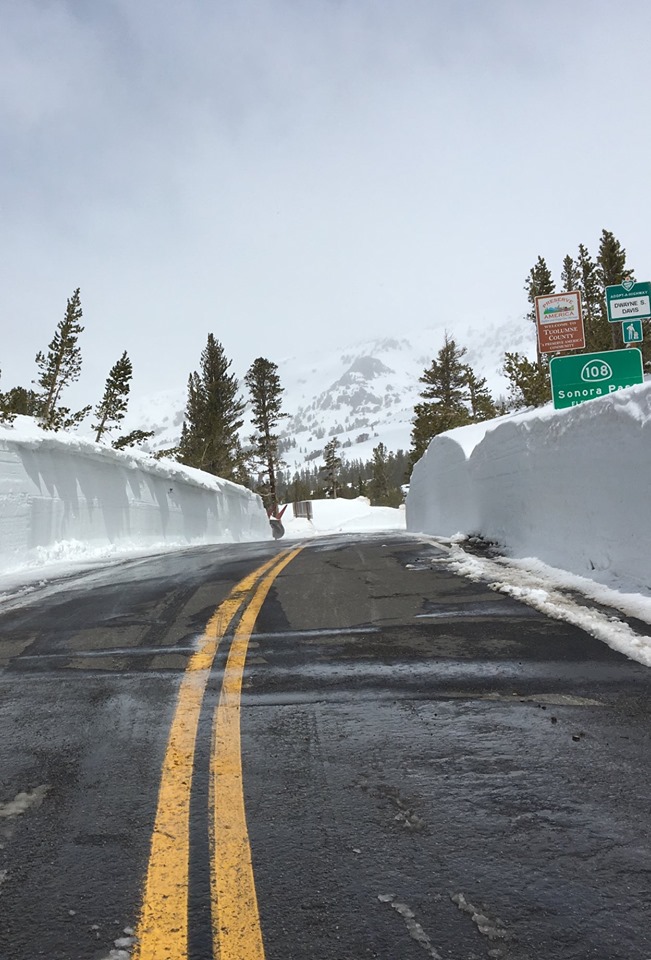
[2, 0, 651, 406]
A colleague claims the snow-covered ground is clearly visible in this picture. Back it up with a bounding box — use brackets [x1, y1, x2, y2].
[282, 496, 405, 538]
[406, 382, 651, 667]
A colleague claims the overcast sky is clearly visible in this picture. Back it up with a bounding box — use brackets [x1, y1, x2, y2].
[2, 0, 651, 403]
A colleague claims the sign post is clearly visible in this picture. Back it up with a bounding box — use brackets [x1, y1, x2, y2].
[606, 280, 651, 322]
[535, 291, 585, 354]
[549, 348, 644, 410]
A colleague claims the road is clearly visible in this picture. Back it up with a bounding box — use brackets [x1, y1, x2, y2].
[0, 534, 650, 960]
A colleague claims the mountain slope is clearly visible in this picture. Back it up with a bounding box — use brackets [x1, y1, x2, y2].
[122, 318, 531, 472]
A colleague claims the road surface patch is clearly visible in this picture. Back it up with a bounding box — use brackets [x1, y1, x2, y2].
[210, 547, 304, 960]
[133, 547, 303, 960]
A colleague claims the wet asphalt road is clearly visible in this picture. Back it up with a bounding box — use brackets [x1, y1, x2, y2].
[0, 534, 650, 960]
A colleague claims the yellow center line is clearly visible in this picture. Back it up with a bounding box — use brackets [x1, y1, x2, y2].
[210, 545, 305, 960]
[133, 550, 296, 960]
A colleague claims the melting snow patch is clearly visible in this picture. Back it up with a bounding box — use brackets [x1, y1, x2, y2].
[0, 785, 49, 818]
[436, 541, 651, 668]
[378, 893, 442, 959]
[98, 928, 136, 959]
[450, 892, 508, 941]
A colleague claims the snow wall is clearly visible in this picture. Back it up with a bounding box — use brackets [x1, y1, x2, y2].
[0, 425, 271, 573]
[406, 381, 651, 590]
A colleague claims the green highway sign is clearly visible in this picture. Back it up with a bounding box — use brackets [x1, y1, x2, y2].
[622, 319, 643, 344]
[606, 280, 651, 322]
[549, 348, 644, 410]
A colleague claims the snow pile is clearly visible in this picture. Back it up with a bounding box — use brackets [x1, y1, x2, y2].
[0, 417, 270, 575]
[406, 382, 651, 592]
[282, 496, 405, 538]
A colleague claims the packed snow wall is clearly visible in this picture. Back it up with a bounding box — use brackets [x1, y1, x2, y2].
[0, 425, 271, 573]
[406, 382, 651, 590]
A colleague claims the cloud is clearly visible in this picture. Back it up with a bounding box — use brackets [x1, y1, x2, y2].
[1, 0, 650, 407]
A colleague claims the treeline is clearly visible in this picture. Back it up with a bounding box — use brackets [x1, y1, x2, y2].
[405, 227, 644, 465]
[279, 444, 409, 507]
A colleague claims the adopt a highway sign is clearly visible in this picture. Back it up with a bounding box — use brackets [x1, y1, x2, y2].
[549, 348, 644, 410]
[606, 280, 651, 322]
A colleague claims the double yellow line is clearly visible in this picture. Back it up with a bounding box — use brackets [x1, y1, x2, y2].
[133, 545, 304, 960]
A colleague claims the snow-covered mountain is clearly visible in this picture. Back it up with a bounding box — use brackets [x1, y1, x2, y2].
[122, 317, 532, 472]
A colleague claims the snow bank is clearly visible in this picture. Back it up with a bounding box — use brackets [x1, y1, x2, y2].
[282, 496, 406, 538]
[406, 382, 651, 591]
[0, 418, 270, 574]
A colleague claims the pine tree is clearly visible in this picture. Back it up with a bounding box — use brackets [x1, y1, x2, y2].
[0, 371, 15, 424]
[35, 287, 91, 430]
[576, 243, 608, 352]
[244, 357, 288, 514]
[369, 442, 391, 505]
[597, 229, 632, 350]
[464, 366, 496, 421]
[177, 335, 245, 481]
[93, 351, 133, 442]
[525, 256, 556, 325]
[502, 352, 550, 409]
[409, 335, 471, 465]
[520, 256, 556, 398]
[561, 254, 579, 293]
[321, 438, 342, 498]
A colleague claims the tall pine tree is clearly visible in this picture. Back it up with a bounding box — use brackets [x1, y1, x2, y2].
[576, 243, 608, 351]
[464, 366, 497, 421]
[561, 254, 579, 293]
[244, 357, 287, 514]
[321, 438, 342, 498]
[93, 351, 133, 443]
[177, 335, 245, 481]
[369, 442, 391, 505]
[409, 335, 471, 465]
[524, 255, 555, 366]
[597, 229, 631, 350]
[34, 287, 91, 430]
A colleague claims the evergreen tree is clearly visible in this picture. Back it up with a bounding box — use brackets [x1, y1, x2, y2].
[524, 256, 556, 328]
[369, 442, 391, 505]
[502, 352, 550, 409]
[177, 335, 245, 481]
[3, 385, 40, 417]
[597, 229, 632, 349]
[525, 257, 554, 363]
[409, 335, 471, 465]
[0, 371, 15, 424]
[0, 376, 40, 423]
[35, 287, 90, 430]
[321, 438, 342, 498]
[576, 243, 608, 352]
[93, 351, 133, 442]
[561, 254, 579, 293]
[464, 366, 497, 421]
[245, 357, 288, 514]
